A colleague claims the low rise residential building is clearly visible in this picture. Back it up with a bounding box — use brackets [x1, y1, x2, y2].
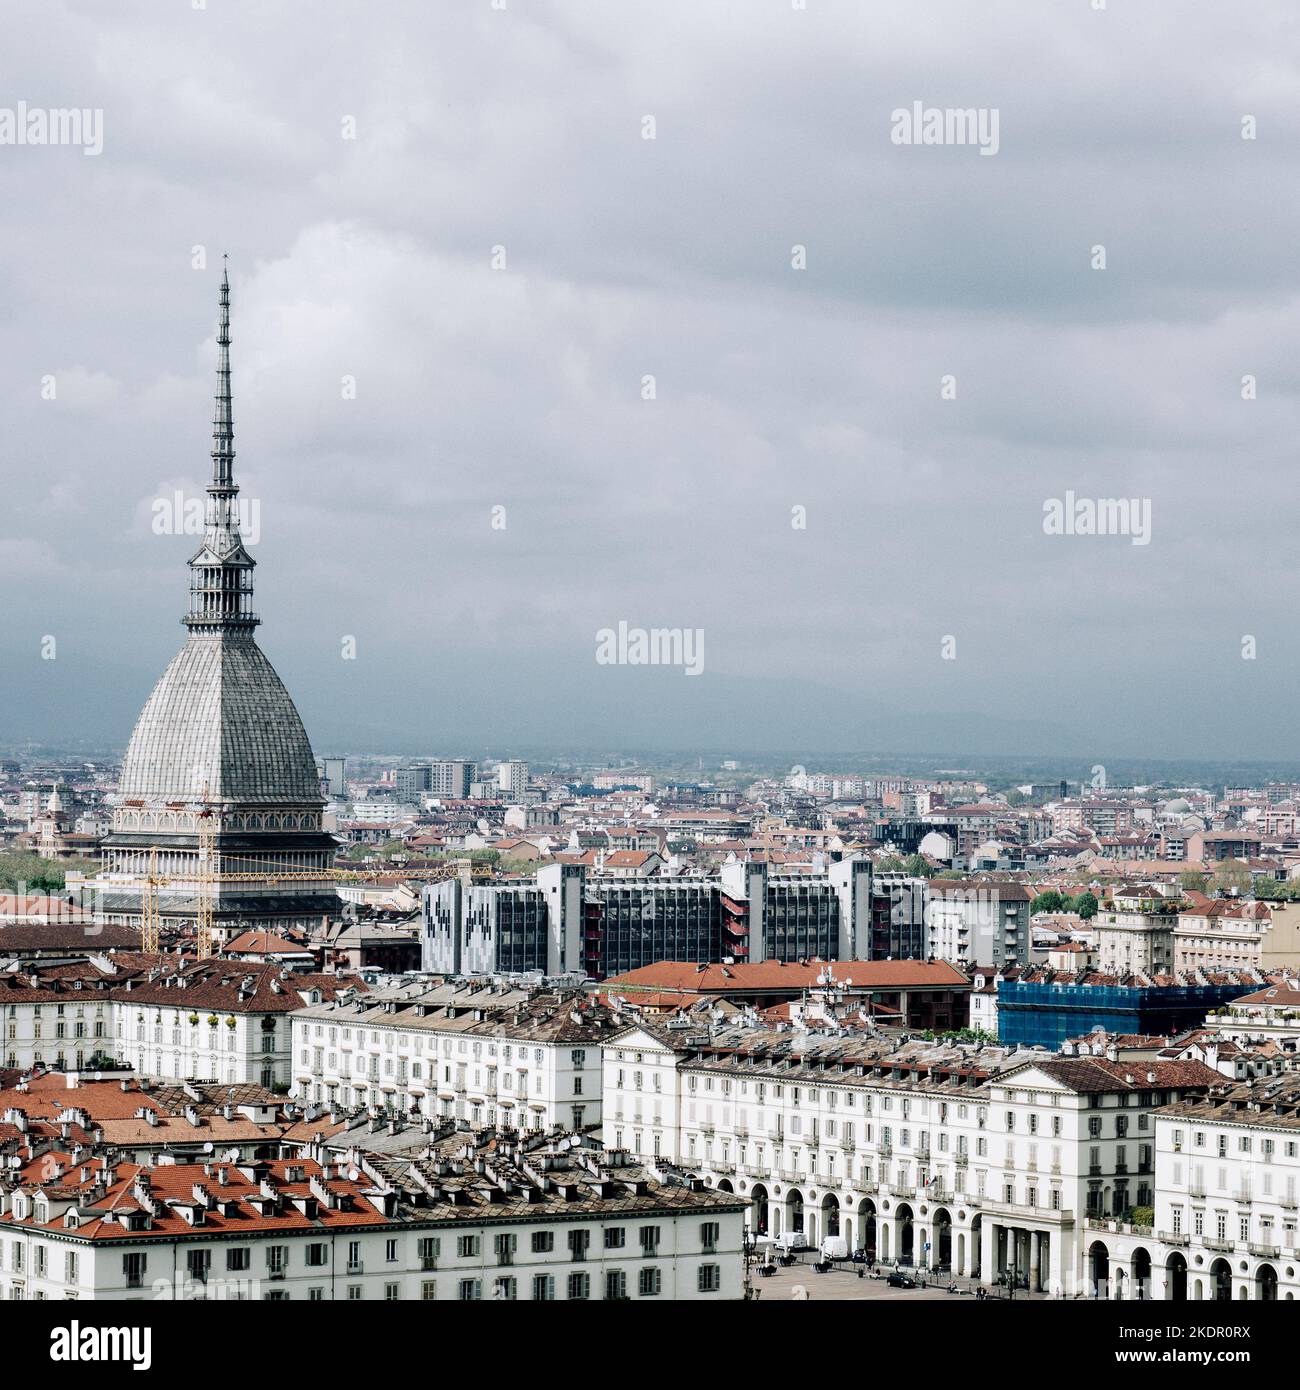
[291, 983, 617, 1132]
[1200, 979, 1300, 1051]
[0, 1128, 743, 1301]
[1174, 900, 1270, 973]
[112, 963, 354, 1090]
[0, 958, 356, 1088]
[0, 1070, 320, 1165]
[1095, 885, 1181, 976]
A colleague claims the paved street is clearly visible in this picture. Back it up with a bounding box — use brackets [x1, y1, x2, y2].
[749, 1259, 1051, 1302]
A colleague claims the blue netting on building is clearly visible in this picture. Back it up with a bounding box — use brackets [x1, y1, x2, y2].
[997, 980, 1248, 1049]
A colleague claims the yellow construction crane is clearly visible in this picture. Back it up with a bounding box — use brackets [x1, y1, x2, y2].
[139, 846, 164, 956]
[195, 807, 217, 961]
[128, 841, 463, 959]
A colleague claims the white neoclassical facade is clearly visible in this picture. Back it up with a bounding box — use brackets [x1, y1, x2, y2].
[603, 1021, 1226, 1296]
[292, 983, 616, 1132]
[1082, 1076, 1300, 1301]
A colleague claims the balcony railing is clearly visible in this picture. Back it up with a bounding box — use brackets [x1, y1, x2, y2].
[985, 1199, 1074, 1225]
[1085, 1217, 1153, 1237]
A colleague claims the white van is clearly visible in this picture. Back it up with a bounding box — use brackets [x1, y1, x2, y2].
[820, 1235, 849, 1261]
[776, 1230, 810, 1253]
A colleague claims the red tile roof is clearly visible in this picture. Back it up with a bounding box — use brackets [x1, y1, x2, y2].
[604, 958, 970, 994]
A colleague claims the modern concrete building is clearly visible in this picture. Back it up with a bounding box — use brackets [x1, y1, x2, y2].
[431, 760, 477, 799]
[422, 857, 886, 981]
[395, 765, 433, 803]
[322, 757, 348, 800]
[926, 879, 1032, 969]
[498, 761, 529, 801]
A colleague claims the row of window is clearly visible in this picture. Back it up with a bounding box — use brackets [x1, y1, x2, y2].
[1172, 1129, 1296, 1158]
[1169, 1206, 1297, 1244]
[302, 1027, 585, 1071]
[7, 1022, 105, 1039]
[94, 1224, 687, 1284]
[10, 1247, 78, 1281]
[454, 1266, 720, 1300]
[5, 1004, 104, 1017]
[167, 1263, 722, 1301]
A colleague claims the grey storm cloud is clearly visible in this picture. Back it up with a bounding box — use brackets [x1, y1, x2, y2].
[2, 0, 1299, 761]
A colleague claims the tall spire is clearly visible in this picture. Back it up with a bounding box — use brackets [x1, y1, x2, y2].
[211, 255, 234, 486]
[186, 259, 258, 631]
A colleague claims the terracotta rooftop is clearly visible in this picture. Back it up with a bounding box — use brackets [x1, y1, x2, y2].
[604, 958, 971, 995]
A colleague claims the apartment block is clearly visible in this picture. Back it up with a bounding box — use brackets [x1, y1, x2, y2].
[0, 1132, 745, 1302]
[291, 982, 616, 1132]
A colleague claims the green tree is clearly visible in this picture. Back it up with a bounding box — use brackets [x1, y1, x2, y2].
[0, 852, 74, 894]
[1179, 870, 1210, 894]
[902, 854, 934, 878]
[1212, 859, 1251, 895]
[1031, 889, 1067, 915]
[1074, 890, 1099, 920]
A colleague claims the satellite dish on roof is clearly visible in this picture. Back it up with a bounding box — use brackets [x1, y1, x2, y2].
[203, 1141, 214, 1152]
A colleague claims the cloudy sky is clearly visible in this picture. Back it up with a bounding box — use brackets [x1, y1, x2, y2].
[3, 0, 1299, 761]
